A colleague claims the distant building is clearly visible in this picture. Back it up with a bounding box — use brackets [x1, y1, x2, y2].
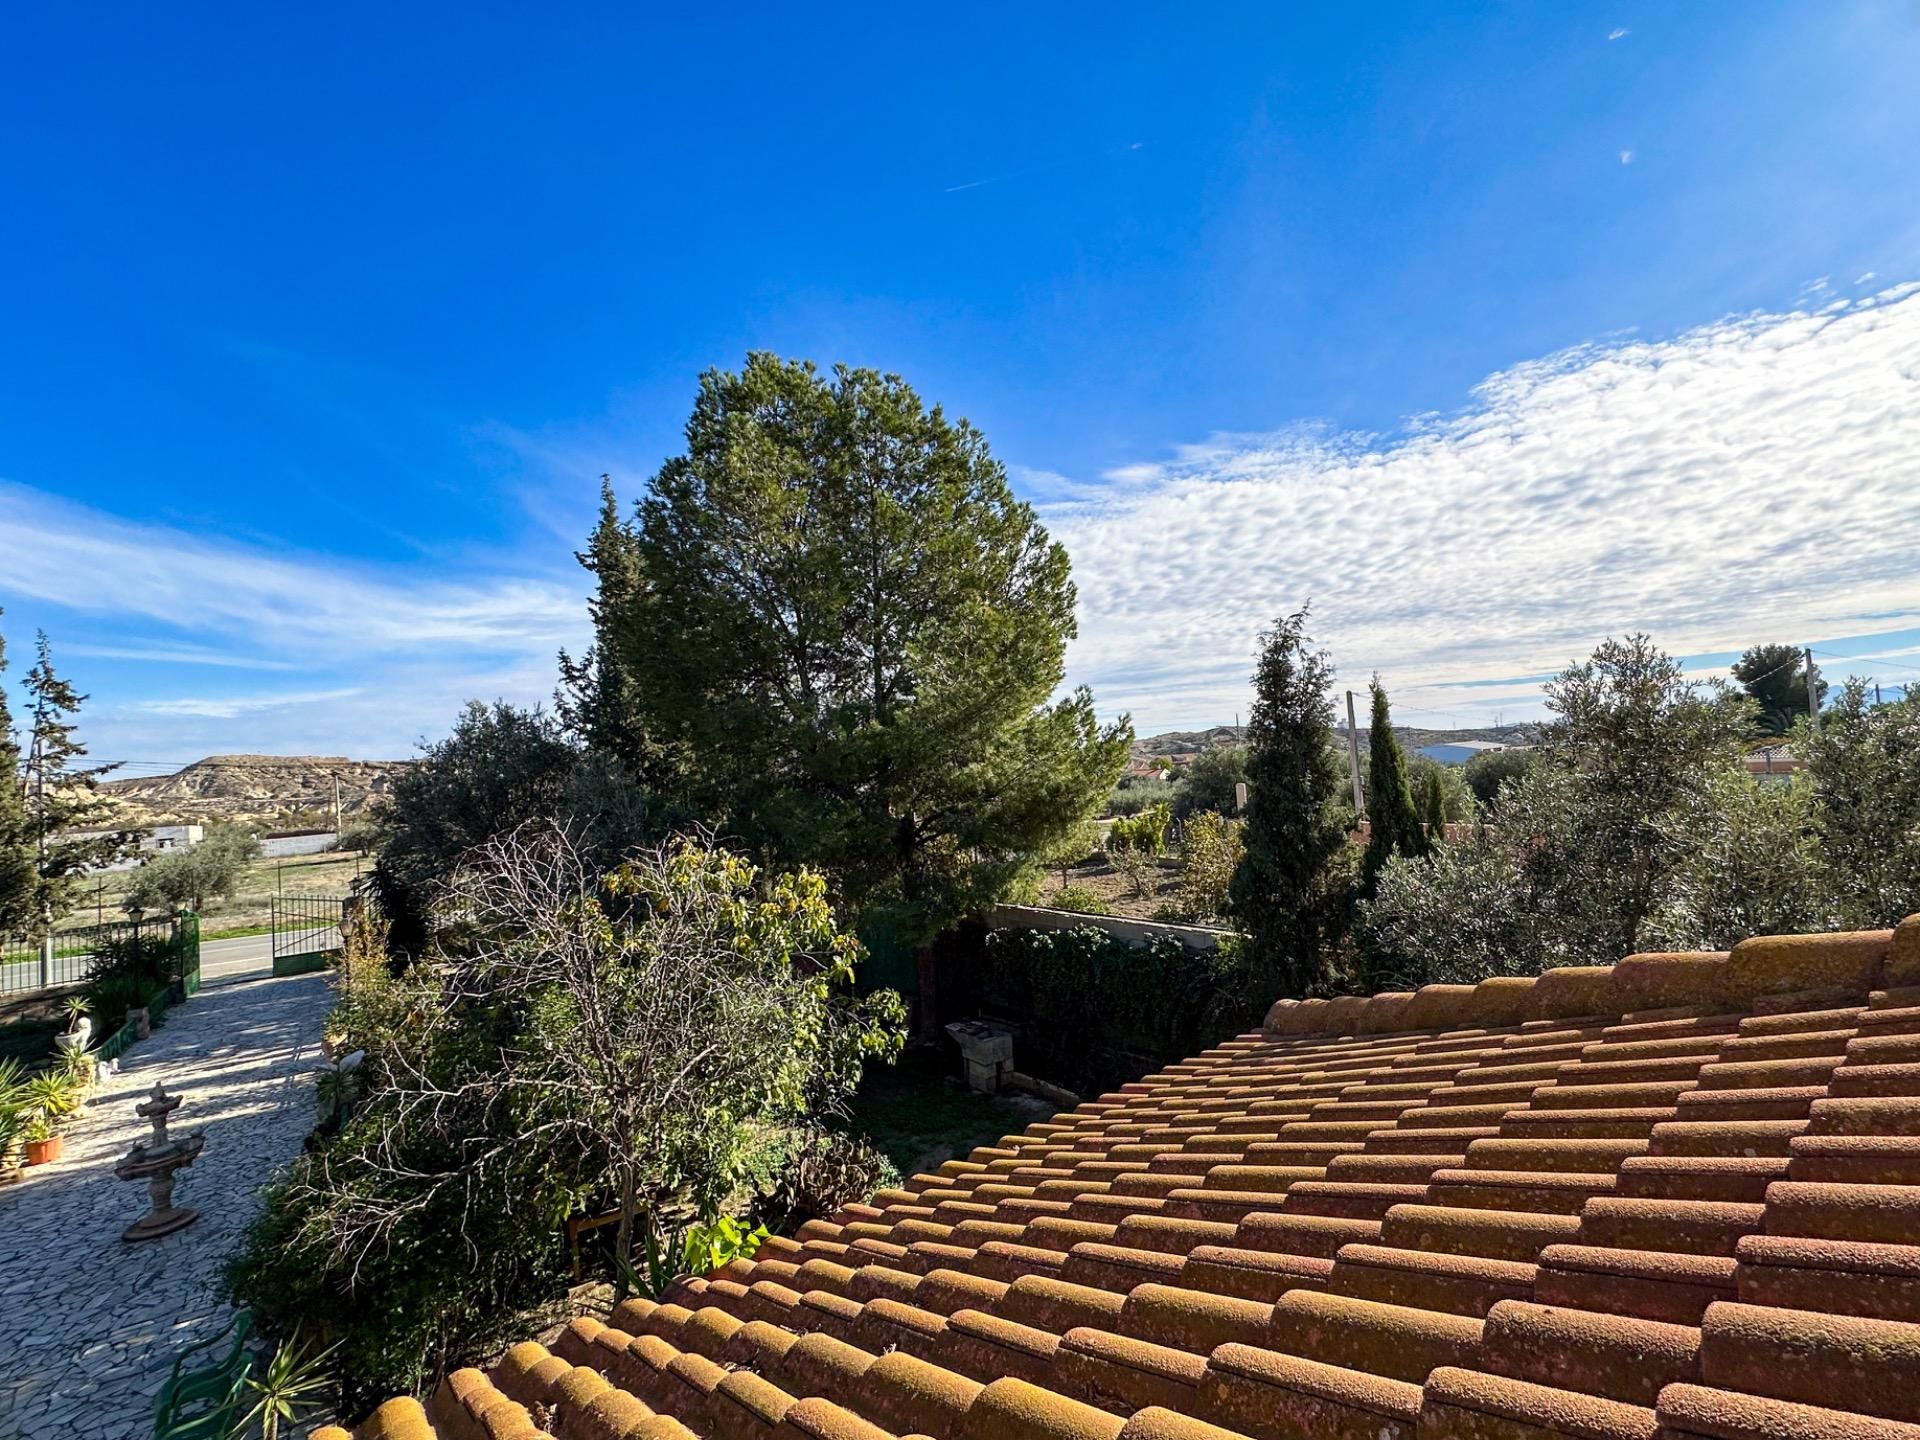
[1415, 740, 1515, 766]
[67, 823, 205, 872]
[1743, 742, 1806, 783]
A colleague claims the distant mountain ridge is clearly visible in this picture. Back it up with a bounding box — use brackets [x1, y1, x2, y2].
[101, 754, 411, 827]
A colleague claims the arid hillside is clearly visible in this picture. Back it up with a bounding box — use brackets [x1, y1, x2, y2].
[100, 754, 411, 827]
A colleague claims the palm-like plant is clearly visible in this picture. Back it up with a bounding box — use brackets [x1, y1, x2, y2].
[236, 1327, 338, 1440]
[22, 1071, 83, 1122]
[62, 995, 91, 1032]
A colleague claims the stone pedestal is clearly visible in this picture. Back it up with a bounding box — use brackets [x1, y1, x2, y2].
[114, 1083, 205, 1242]
[946, 1019, 1016, 1094]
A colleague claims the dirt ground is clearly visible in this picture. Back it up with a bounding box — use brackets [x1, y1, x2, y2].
[1033, 854, 1183, 920]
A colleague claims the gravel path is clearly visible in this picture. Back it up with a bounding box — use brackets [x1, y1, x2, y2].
[0, 974, 334, 1440]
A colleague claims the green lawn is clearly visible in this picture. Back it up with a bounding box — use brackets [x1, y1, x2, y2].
[846, 1048, 1057, 1179]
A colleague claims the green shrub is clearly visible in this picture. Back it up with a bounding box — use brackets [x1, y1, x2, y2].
[1107, 777, 1176, 817]
[1174, 812, 1243, 924]
[976, 926, 1275, 1092]
[1049, 885, 1110, 916]
[1107, 803, 1171, 855]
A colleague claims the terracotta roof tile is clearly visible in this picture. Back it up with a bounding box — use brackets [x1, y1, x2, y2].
[341, 916, 1920, 1440]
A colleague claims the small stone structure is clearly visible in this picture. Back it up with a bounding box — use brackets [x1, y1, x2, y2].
[944, 1018, 1015, 1093]
[114, 1083, 205, 1241]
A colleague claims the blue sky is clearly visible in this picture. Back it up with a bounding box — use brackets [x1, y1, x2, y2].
[2, 4, 1918, 767]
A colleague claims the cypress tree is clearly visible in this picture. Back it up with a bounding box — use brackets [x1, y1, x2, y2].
[1361, 678, 1424, 889]
[0, 618, 37, 937]
[1227, 607, 1350, 996]
[1422, 766, 1449, 843]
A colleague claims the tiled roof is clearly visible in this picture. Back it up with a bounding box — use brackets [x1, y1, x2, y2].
[319, 914, 1920, 1440]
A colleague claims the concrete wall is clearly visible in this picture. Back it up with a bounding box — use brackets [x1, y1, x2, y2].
[260, 830, 337, 858]
[986, 903, 1235, 951]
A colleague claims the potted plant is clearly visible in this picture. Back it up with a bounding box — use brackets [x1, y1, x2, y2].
[22, 1112, 63, 1166]
[53, 995, 92, 1055]
[23, 1069, 83, 1131]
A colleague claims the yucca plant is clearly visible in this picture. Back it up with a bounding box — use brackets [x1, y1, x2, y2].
[236, 1326, 338, 1440]
[62, 995, 91, 1032]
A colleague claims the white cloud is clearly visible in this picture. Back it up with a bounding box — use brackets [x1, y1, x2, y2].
[1044, 282, 1920, 731]
[133, 688, 364, 720]
[1619, 149, 1634, 165]
[1608, 26, 1629, 40]
[0, 484, 585, 660]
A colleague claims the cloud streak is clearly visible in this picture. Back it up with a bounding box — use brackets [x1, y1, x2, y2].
[1043, 282, 1920, 730]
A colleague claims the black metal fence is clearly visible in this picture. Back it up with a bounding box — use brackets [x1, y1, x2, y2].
[0, 912, 201, 999]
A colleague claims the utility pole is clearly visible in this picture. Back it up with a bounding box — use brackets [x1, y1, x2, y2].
[30, 717, 50, 990]
[331, 775, 341, 835]
[1804, 648, 1820, 734]
[1345, 690, 1366, 818]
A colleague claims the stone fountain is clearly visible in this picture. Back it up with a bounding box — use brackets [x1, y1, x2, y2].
[114, 1083, 206, 1241]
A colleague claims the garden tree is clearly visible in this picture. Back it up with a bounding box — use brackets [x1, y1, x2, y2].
[601, 355, 1131, 949]
[1173, 744, 1249, 819]
[1108, 775, 1176, 816]
[231, 828, 904, 1403]
[1645, 769, 1828, 949]
[1733, 643, 1826, 736]
[557, 479, 665, 778]
[368, 702, 579, 950]
[1358, 634, 1753, 982]
[1800, 681, 1920, 927]
[1176, 811, 1244, 924]
[1508, 634, 1753, 965]
[124, 823, 261, 914]
[1408, 754, 1474, 824]
[20, 633, 130, 932]
[1421, 766, 1449, 841]
[0, 620, 37, 937]
[1227, 607, 1354, 995]
[1361, 679, 1424, 889]
[1462, 745, 1532, 812]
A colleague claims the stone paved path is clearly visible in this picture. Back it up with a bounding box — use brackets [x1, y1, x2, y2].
[0, 974, 334, 1440]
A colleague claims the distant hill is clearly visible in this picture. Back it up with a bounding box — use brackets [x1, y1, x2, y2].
[101, 754, 412, 828]
[1134, 721, 1540, 761]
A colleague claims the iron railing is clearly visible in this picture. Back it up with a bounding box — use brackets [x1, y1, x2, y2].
[0, 912, 200, 999]
[269, 895, 347, 963]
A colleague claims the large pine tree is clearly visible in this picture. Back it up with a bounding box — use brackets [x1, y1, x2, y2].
[1227, 607, 1352, 996]
[600, 354, 1132, 948]
[0, 618, 37, 937]
[1361, 677, 1424, 888]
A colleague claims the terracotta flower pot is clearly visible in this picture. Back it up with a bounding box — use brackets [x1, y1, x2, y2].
[24, 1135, 64, 1166]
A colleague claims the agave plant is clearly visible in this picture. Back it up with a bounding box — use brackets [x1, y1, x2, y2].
[62, 995, 91, 1032]
[22, 1071, 83, 1122]
[237, 1326, 339, 1440]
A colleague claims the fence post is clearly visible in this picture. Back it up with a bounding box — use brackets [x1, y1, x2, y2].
[38, 933, 52, 991]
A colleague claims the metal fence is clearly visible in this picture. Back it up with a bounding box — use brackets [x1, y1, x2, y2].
[270, 895, 348, 970]
[0, 912, 201, 999]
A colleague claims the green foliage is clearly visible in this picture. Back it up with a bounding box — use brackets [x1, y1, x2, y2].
[1362, 680, 1425, 889]
[1175, 812, 1244, 924]
[367, 702, 659, 952]
[229, 831, 905, 1408]
[597, 354, 1132, 945]
[1359, 834, 1547, 988]
[0, 619, 34, 938]
[1733, 643, 1826, 736]
[1646, 769, 1829, 949]
[1107, 803, 1171, 855]
[332, 819, 385, 854]
[1107, 777, 1176, 817]
[126, 824, 261, 914]
[1228, 607, 1354, 996]
[1800, 682, 1920, 927]
[978, 927, 1276, 1092]
[236, 1326, 339, 1440]
[1358, 635, 1759, 984]
[1408, 754, 1476, 824]
[765, 1126, 901, 1225]
[1461, 746, 1533, 811]
[1421, 766, 1449, 840]
[1172, 746, 1249, 819]
[679, 1215, 770, 1277]
[19, 633, 132, 932]
[1050, 885, 1110, 916]
[83, 930, 174, 1024]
